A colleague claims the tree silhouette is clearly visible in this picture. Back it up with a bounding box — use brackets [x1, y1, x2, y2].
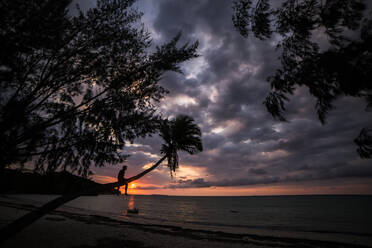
[126, 115, 203, 182]
[0, 115, 203, 243]
[0, 0, 199, 175]
[233, 0, 372, 158]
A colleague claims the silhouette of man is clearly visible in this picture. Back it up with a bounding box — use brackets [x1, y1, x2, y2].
[118, 165, 128, 195]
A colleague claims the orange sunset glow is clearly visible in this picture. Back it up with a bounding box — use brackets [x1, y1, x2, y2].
[92, 167, 372, 196]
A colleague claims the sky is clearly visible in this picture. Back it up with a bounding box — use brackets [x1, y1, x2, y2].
[79, 0, 372, 196]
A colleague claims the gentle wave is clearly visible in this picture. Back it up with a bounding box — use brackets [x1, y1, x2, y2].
[119, 212, 372, 238]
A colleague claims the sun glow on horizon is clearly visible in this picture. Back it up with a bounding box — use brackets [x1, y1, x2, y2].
[92, 172, 372, 196]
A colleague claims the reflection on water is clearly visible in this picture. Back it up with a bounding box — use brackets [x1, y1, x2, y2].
[128, 195, 135, 210]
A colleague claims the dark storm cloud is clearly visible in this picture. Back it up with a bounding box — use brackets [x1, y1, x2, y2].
[158, 161, 372, 189]
[166, 177, 280, 189]
[93, 0, 372, 190]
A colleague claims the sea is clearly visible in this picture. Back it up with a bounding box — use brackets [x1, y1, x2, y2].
[6, 194, 372, 243]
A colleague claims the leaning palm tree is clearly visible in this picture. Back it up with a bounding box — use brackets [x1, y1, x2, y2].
[0, 115, 203, 243]
[126, 115, 203, 181]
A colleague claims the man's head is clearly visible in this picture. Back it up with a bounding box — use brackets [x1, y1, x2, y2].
[122, 165, 127, 170]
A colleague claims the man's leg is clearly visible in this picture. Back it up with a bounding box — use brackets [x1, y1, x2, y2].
[125, 183, 128, 195]
[117, 179, 123, 195]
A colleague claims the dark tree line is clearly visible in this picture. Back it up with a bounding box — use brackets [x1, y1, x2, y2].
[233, 0, 372, 158]
[0, 0, 199, 176]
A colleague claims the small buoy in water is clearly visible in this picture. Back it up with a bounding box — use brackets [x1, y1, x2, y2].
[126, 208, 139, 214]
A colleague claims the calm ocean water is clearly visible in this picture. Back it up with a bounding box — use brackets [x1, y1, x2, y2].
[12, 194, 372, 239]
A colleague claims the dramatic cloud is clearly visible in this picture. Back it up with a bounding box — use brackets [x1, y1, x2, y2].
[89, 0, 372, 194]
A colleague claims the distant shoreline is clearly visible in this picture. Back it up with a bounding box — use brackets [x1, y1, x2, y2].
[141, 194, 372, 197]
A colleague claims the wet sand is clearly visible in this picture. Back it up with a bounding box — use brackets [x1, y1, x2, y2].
[0, 196, 370, 248]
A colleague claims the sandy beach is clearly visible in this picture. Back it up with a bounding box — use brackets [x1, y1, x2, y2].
[0, 195, 371, 248]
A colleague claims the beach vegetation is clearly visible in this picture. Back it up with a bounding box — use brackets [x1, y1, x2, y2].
[0, 0, 203, 242]
[232, 0, 372, 158]
[0, 0, 199, 175]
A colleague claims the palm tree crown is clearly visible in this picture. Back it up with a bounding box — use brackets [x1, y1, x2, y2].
[160, 115, 203, 175]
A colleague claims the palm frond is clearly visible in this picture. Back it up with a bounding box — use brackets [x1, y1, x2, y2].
[160, 115, 203, 175]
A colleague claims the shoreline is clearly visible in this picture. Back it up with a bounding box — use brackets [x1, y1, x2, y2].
[1, 195, 371, 248]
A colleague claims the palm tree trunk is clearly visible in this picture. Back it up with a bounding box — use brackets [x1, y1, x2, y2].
[112, 154, 167, 186]
[0, 155, 167, 244]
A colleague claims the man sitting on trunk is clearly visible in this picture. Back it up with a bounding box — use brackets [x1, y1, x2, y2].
[117, 165, 128, 195]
